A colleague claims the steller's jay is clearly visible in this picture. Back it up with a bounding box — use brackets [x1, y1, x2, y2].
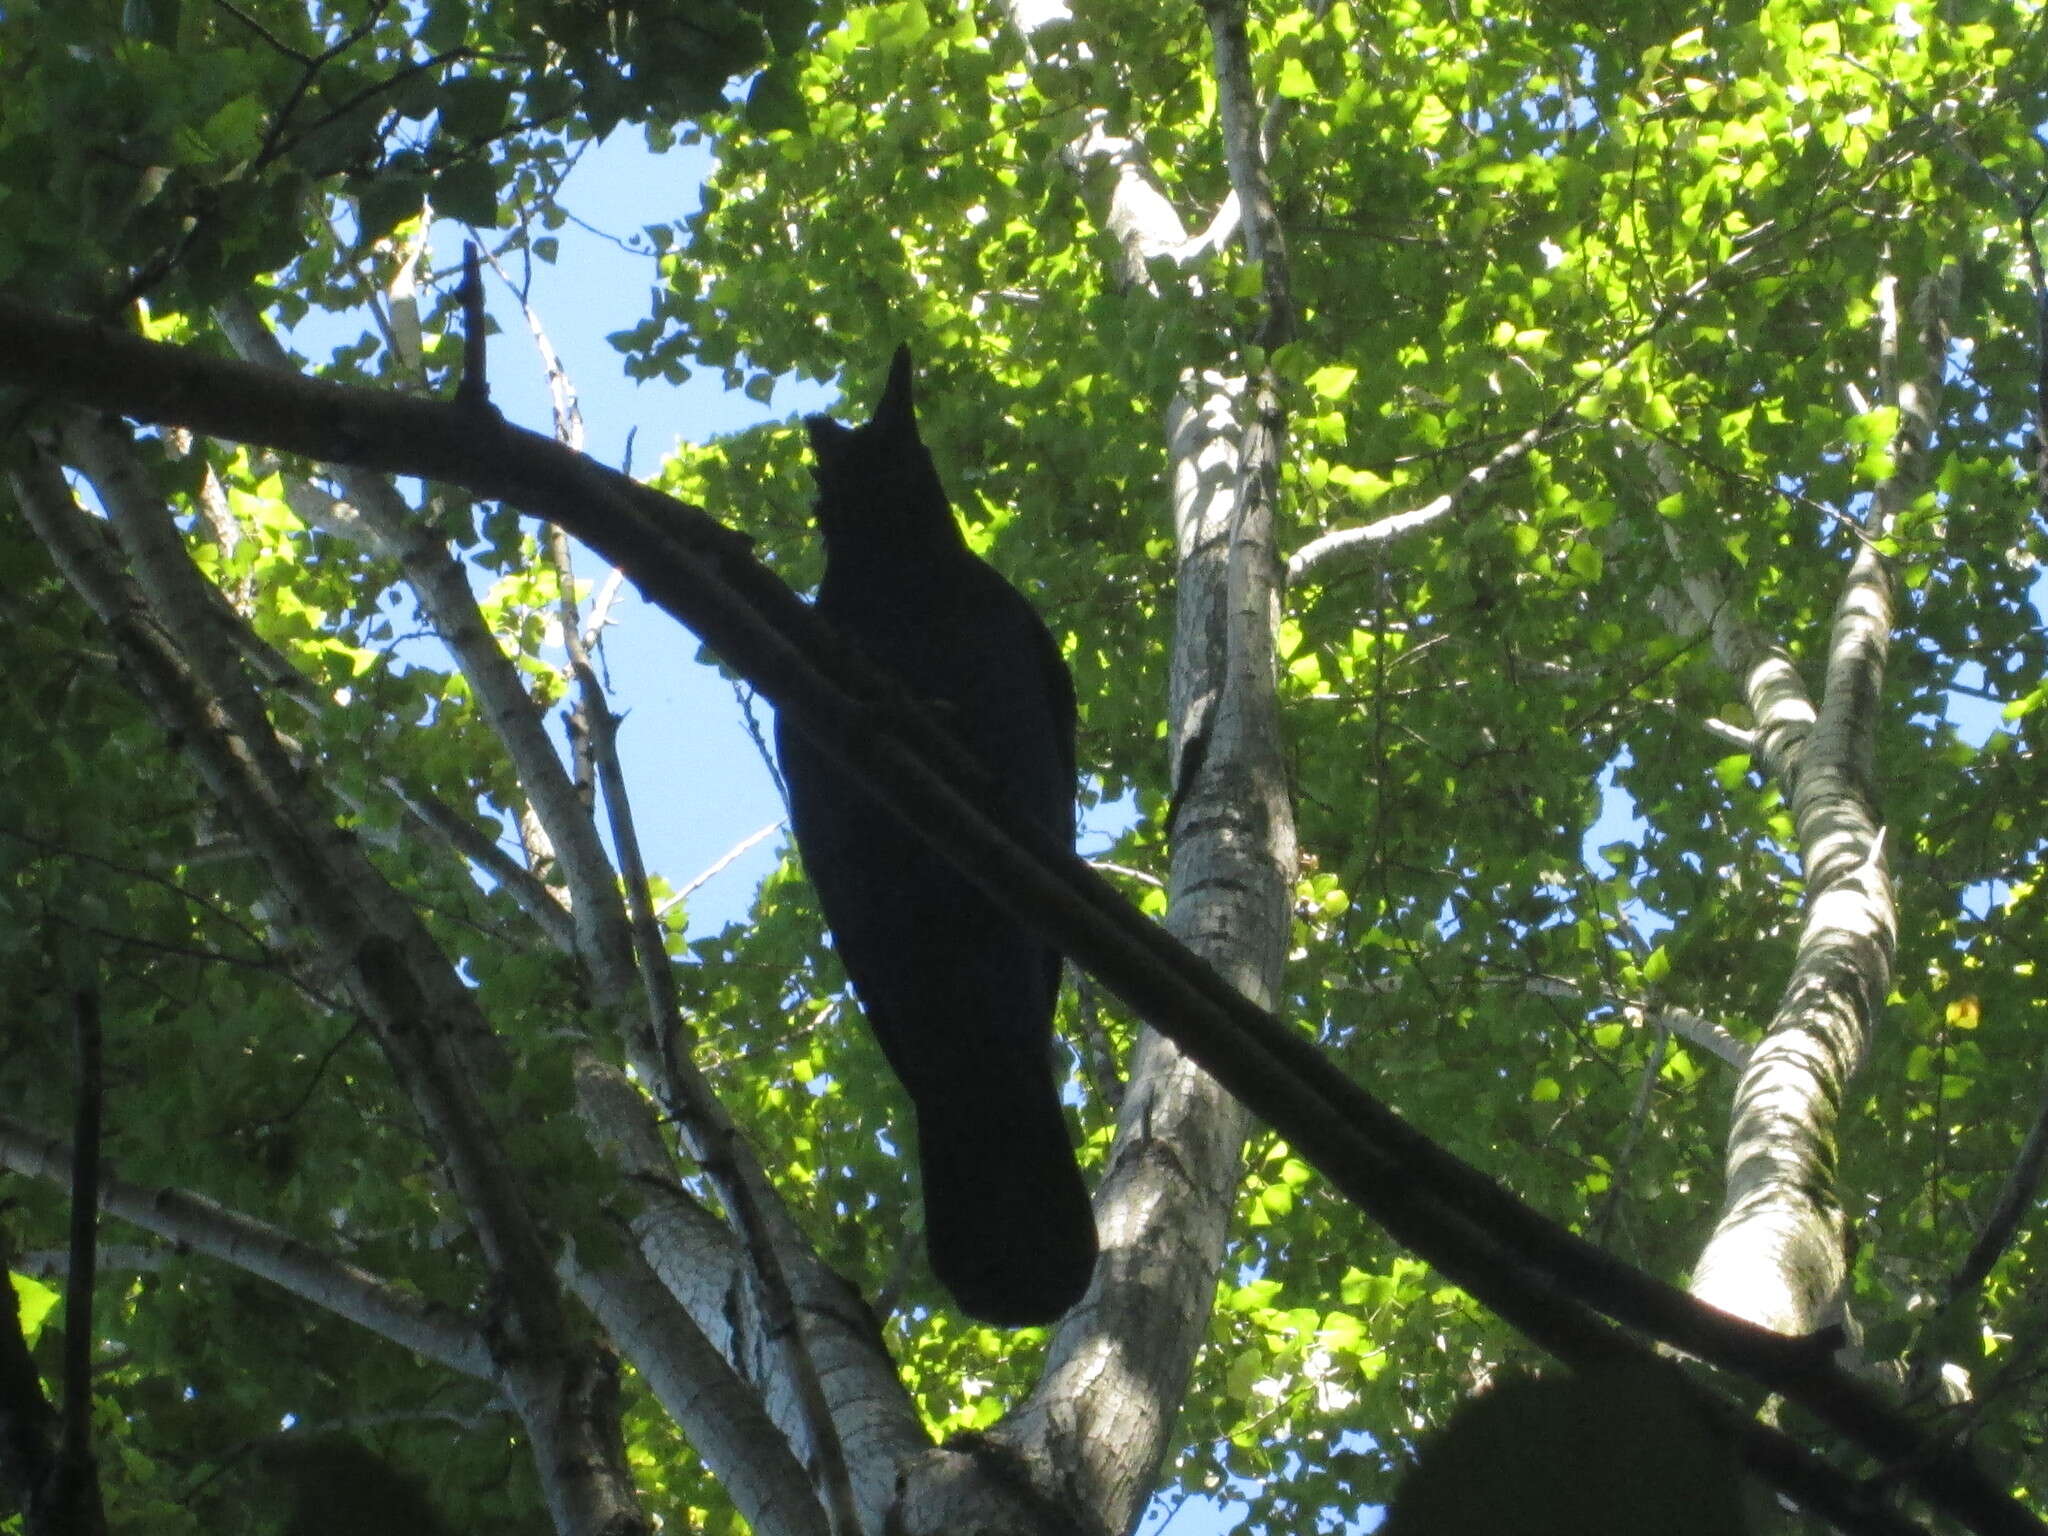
[775, 346, 1098, 1325]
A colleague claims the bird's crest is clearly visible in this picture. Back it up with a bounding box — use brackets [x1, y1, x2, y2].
[804, 345, 958, 553]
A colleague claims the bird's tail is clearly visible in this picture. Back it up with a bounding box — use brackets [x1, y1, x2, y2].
[912, 1070, 1097, 1326]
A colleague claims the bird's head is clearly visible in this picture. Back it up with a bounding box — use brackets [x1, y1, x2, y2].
[804, 345, 964, 558]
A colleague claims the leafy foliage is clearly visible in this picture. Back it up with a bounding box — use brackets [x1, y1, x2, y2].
[3, 0, 2048, 1532]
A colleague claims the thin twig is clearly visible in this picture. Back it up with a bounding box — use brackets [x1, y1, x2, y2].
[454, 242, 491, 413]
[658, 820, 788, 917]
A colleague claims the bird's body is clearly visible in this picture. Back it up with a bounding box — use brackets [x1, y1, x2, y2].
[775, 347, 1097, 1325]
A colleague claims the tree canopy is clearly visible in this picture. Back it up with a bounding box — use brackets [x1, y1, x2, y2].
[3, 1, 2048, 1534]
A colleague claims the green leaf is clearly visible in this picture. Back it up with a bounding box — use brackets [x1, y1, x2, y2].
[435, 160, 498, 227]
[1305, 363, 1359, 399]
[190, 97, 267, 166]
[744, 60, 808, 134]
[1225, 1347, 1265, 1402]
[352, 173, 427, 246]
[420, 0, 469, 52]
[11, 1274, 59, 1345]
[440, 76, 512, 141]
[1275, 57, 1317, 99]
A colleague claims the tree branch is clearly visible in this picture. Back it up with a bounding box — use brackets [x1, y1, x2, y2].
[0, 1114, 491, 1378]
[561, 1242, 828, 1536]
[1288, 411, 1572, 585]
[571, 1058, 923, 1531]
[1688, 264, 1955, 1337]
[1948, 1050, 2048, 1303]
[582, 681, 859, 1536]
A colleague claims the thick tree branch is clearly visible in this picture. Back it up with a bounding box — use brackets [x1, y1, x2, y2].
[572, 1058, 923, 1532]
[1022, 20, 1304, 1527]
[0, 1113, 491, 1378]
[1689, 264, 1954, 1337]
[1002, 0, 1202, 288]
[995, 26, 1263, 1530]
[994, 10, 1288, 1528]
[1203, 0, 1294, 348]
[562, 1243, 827, 1536]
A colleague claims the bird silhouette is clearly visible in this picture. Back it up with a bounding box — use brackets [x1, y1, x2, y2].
[775, 345, 1097, 1325]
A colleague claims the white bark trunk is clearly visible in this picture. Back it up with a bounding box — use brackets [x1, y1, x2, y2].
[1687, 264, 1957, 1334]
